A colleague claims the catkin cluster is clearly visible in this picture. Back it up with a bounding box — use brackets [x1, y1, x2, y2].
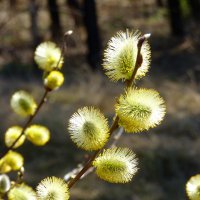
[0, 41, 67, 199]
[67, 30, 166, 185]
[0, 30, 167, 200]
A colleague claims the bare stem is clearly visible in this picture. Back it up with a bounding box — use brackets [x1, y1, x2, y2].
[111, 127, 124, 148]
[67, 34, 148, 189]
[55, 30, 73, 70]
[126, 34, 148, 87]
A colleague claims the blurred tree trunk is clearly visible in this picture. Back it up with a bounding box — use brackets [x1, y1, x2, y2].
[66, 0, 102, 69]
[167, 0, 185, 37]
[67, 0, 82, 26]
[156, 0, 164, 7]
[67, 0, 81, 10]
[187, 0, 200, 22]
[47, 0, 62, 41]
[9, 0, 17, 8]
[29, 0, 40, 48]
[83, 0, 101, 70]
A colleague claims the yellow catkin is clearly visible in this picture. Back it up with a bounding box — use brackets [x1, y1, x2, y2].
[36, 177, 69, 200]
[186, 174, 200, 200]
[8, 184, 36, 200]
[10, 91, 37, 117]
[5, 126, 25, 148]
[115, 88, 166, 133]
[34, 42, 63, 71]
[103, 30, 151, 82]
[68, 107, 110, 151]
[25, 125, 50, 146]
[0, 151, 24, 173]
[44, 70, 64, 90]
[93, 147, 138, 183]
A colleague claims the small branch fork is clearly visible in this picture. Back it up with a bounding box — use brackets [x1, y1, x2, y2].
[0, 31, 73, 159]
[67, 33, 150, 189]
[64, 127, 124, 183]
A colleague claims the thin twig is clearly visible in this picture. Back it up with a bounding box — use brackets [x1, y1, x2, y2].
[0, 88, 49, 158]
[55, 30, 73, 70]
[111, 127, 124, 147]
[68, 116, 119, 188]
[0, 31, 73, 158]
[64, 126, 124, 182]
[126, 33, 151, 88]
[67, 34, 149, 189]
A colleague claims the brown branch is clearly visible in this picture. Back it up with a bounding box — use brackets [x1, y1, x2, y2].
[68, 117, 119, 189]
[0, 31, 73, 159]
[0, 88, 49, 158]
[67, 34, 149, 189]
[64, 126, 124, 182]
[126, 33, 150, 87]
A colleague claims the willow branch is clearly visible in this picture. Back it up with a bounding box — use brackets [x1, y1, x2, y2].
[67, 117, 119, 188]
[64, 126, 124, 182]
[0, 31, 73, 159]
[0, 88, 49, 158]
[67, 34, 149, 189]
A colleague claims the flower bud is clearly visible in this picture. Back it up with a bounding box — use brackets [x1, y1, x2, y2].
[0, 158, 11, 174]
[115, 88, 166, 133]
[34, 42, 63, 72]
[0, 151, 24, 173]
[25, 125, 50, 146]
[5, 126, 25, 148]
[44, 71, 64, 90]
[68, 107, 110, 151]
[186, 174, 200, 200]
[0, 174, 11, 194]
[103, 30, 151, 82]
[10, 91, 37, 117]
[93, 147, 138, 183]
[36, 177, 69, 200]
[8, 184, 36, 200]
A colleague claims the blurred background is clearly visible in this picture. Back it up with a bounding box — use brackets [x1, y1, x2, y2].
[0, 0, 200, 199]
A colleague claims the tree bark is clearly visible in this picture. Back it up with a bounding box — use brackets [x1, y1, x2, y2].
[9, 0, 17, 8]
[67, 0, 81, 10]
[83, 0, 101, 70]
[156, 0, 164, 7]
[29, 0, 40, 48]
[47, 0, 62, 41]
[167, 0, 185, 37]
